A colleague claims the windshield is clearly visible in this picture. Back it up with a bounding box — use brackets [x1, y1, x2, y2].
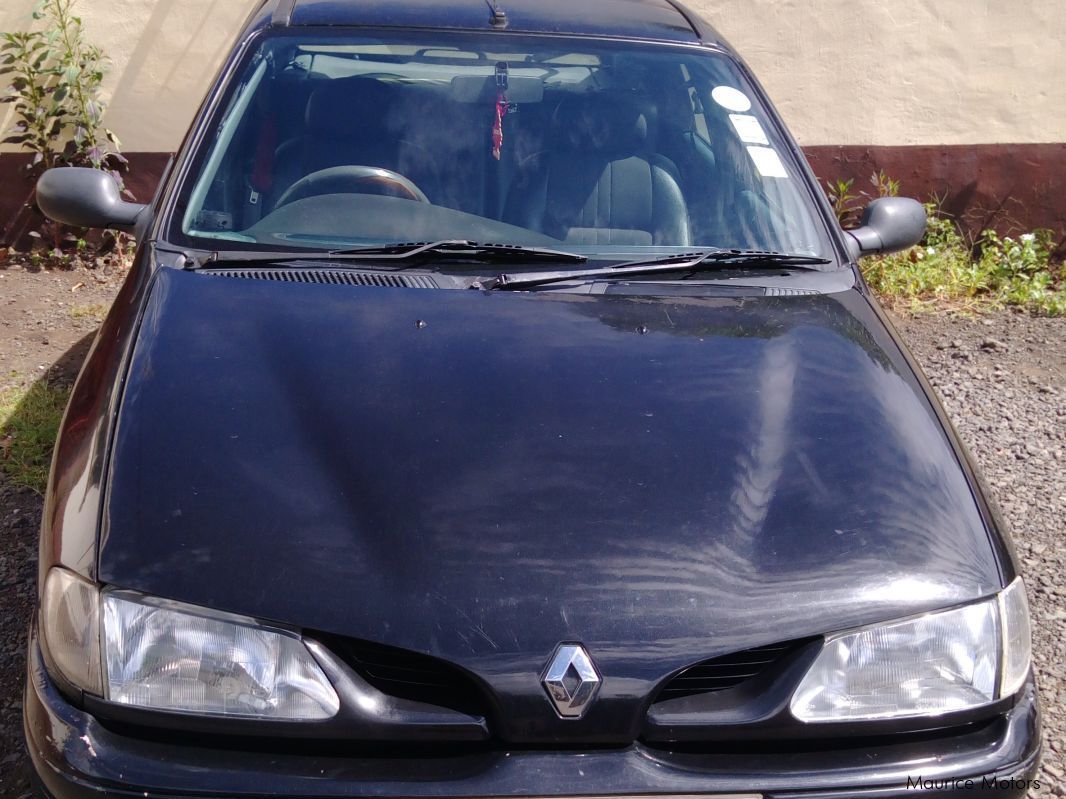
[174, 30, 832, 261]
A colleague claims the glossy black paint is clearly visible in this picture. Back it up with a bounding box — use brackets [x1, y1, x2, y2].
[97, 268, 1003, 746]
[36, 245, 156, 585]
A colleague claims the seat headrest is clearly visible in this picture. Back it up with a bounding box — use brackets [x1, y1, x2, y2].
[552, 95, 655, 156]
[305, 77, 398, 140]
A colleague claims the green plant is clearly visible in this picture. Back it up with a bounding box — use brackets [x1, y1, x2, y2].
[977, 229, 1064, 314]
[825, 177, 860, 226]
[0, 30, 62, 170]
[825, 170, 903, 227]
[869, 169, 901, 199]
[1, 0, 125, 172]
[861, 201, 1064, 316]
[44, 0, 125, 174]
[1, 0, 128, 250]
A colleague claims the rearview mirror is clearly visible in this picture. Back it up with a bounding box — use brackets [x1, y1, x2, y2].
[36, 167, 147, 231]
[845, 197, 927, 259]
[450, 75, 544, 104]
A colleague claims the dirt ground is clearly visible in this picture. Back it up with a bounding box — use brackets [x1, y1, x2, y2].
[1, 262, 124, 796]
[0, 263, 122, 388]
[0, 262, 1063, 796]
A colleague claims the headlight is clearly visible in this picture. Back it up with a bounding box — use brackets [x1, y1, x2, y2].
[39, 568, 339, 720]
[998, 577, 1032, 698]
[41, 568, 103, 694]
[791, 578, 1032, 723]
[103, 592, 340, 719]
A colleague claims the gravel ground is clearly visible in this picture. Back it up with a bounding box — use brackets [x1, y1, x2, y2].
[894, 311, 1066, 795]
[0, 264, 1062, 795]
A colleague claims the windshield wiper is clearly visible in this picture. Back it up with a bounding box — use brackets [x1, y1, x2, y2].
[491, 249, 832, 289]
[184, 240, 586, 270]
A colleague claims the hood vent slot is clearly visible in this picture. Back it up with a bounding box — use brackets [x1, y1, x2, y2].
[655, 639, 810, 701]
[202, 268, 438, 289]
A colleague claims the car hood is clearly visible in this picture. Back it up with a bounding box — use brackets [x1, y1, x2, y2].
[101, 268, 999, 714]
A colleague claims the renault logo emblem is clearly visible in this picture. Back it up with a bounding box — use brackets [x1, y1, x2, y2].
[541, 643, 601, 718]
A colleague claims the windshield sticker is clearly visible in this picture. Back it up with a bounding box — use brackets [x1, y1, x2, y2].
[747, 146, 789, 178]
[729, 114, 769, 145]
[711, 85, 751, 113]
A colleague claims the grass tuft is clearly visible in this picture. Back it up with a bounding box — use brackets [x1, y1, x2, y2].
[0, 382, 70, 494]
[69, 302, 108, 321]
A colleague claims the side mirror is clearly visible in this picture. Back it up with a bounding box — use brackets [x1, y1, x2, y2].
[845, 197, 927, 259]
[36, 167, 147, 231]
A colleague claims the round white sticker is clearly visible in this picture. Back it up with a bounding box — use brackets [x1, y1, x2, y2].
[711, 86, 752, 113]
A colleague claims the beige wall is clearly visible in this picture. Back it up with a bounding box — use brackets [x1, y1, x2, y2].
[2, 0, 1064, 152]
[692, 0, 1066, 147]
[0, 0, 252, 153]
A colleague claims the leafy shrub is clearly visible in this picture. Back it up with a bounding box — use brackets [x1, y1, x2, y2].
[1, 0, 128, 250]
[977, 230, 1064, 315]
[869, 169, 900, 199]
[861, 202, 1064, 316]
[824, 171, 1063, 316]
[0, 31, 60, 170]
[826, 170, 902, 229]
[825, 177, 860, 227]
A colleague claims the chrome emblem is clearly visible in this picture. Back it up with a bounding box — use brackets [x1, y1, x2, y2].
[541, 643, 601, 718]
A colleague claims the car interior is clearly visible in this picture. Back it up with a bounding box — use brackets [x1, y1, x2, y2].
[183, 36, 825, 256]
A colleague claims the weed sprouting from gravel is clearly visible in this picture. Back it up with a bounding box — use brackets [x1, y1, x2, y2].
[0, 382, 70, 493]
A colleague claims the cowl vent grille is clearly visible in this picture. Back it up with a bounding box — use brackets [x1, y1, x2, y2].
[655, 639, 810, 701]
[202, 268, 438, 289]
[763, 287, 819, 297]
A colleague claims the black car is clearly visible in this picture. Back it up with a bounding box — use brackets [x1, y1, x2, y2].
[27, 0, 1039, 797]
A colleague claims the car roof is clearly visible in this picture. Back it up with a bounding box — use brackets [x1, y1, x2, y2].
[254, 0, 726, 47]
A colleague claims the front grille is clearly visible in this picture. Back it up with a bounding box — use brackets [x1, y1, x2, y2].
[655, 640, 810, 701]
[322, 636, 489, 717]
[202, 268, 437, 289]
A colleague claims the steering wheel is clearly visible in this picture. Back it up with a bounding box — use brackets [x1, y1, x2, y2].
[275, 165, 430, 208]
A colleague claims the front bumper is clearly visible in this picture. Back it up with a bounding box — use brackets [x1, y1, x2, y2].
[26, 633, 1041, 799]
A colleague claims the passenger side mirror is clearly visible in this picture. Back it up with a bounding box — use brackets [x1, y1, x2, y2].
[845, 197, 927, 259]
[36, 167, 148, 231]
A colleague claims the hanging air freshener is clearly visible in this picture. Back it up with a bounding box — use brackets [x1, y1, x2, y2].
[492, 61, 508, 161]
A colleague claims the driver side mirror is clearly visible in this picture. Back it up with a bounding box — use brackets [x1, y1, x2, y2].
[36, 167, 148, 231]
[845, 197, 927, 259]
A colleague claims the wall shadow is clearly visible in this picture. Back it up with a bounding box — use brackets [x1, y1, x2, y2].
[102, 0, 252, 153]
